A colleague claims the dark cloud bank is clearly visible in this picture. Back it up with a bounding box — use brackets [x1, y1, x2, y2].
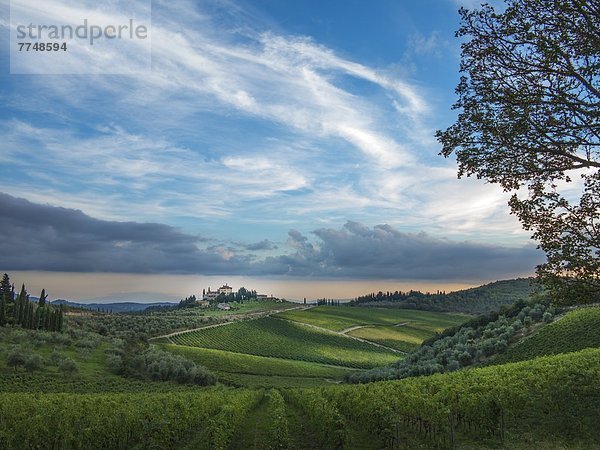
[0, 193, 544, 281]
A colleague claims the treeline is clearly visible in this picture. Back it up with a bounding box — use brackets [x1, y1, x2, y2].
[316, 299, 342, 306]
[348, 296, 556, 383]
[147, 287, 262, 312]
[70, 310, 226, 339]
[349, 278, 537, 314]
[0, 274, 63, 332]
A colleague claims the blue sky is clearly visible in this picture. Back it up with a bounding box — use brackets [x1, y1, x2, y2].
[0, 0, 542, 300]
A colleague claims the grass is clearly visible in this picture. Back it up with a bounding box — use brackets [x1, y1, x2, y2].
[277, 306, 469, 332]
[163, 344, 352, 380]
[1, 318, 599, 449]
[0, 329, 200, 393]
[323, 348, 600, 449]
[347, 324, 434, 352]
[277, 306, 469, 352]
[4, 349, 599, 449]
[169, 317, 399, 369]
[493, 306, 600, 365]
[216, 372, 342, 389]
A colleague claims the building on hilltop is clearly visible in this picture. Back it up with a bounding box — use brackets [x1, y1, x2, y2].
[203, 289, 218, 301]
[203, 284, 233, 301]
[217, 284, 233, 295]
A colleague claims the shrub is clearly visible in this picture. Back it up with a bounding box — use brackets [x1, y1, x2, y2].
[59, 358, 78, 376]
[6, 349, 27, 370]
[24, 354, 44, 372]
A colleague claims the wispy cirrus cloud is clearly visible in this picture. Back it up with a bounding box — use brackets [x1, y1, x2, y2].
[0, 0, 535, 264]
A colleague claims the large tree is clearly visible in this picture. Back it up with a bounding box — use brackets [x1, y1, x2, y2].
[437, 0, 599, 304]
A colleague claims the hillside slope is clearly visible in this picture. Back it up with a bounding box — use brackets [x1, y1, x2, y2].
[2, 349, 599, 449]
[492, 306, 600, 365]
[351, 278, 538, 314]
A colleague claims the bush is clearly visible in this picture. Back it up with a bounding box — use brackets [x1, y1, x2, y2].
[106, 353, 123, 373]
[24, 354, 44, 372]
[59, 358, 78, 376]
[6, 349, 27, 370]
[106, 342, 216, 386]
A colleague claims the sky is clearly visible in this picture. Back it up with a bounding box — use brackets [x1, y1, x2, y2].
[0, 0, 543, 302]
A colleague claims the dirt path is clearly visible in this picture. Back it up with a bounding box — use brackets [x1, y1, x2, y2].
[275, 317, 405, 354]
[150, 305, 308, 341]
[339, 321, 409, 334]
[157, 320, 237, 343]
[338, 324, 373, 334]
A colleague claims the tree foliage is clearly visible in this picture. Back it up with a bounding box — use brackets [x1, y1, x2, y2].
[107, 338, 216, 386]
[350, 278, 536, 314]
[347, 297, 555, 383]
[0, 274, 64, 331]
[437, 0, 599, 304]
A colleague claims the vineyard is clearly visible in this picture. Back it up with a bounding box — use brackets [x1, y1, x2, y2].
[168, 317, 399, 369]
[2, 297, 599, 448]
[163, 344, 352, 388]
[277, 306, 468, 332]
[276, 306, 468, 352]
[1, 349, 598, 449]
[492, 306, 600, 365]
[346, 324, 434, 352]
[69, 300, 298, 338]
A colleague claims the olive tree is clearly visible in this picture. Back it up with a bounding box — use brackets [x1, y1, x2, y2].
[437, 0, 599, 304]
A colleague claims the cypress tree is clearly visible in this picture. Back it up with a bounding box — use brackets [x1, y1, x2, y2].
[33, 307, 40, 330]
[57, 305, 64, 332]
[38, 289, 47, 307]
[27, 302, 34, 329]
[16, 285, 28, 326]
[0, 274, 11, 303]
[0, 294, 5, 326]
[50, 309, 58, 332]
[22, 301, 30, 329]
[43, 308, 51, 330]
[38, 307, 44, 330]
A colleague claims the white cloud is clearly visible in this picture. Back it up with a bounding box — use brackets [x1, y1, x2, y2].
[1, 0, 532, 249]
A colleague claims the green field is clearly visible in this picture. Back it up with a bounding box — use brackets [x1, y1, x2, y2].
[69, 300, 299, 339]
[163, 344, 353, 388]
[0, 329, 202, 394]
[2, 349, 598, 449]
[169, 317, 399, 369]
[277, 306, 468, 331]
[2, 303, 599, 449]
[277, 306, 469, 351]
[347, 324, 434, 352]
[493, 306, 600, 365]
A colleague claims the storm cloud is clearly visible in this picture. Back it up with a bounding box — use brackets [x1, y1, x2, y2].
[0, 193, 544, 280]
[0, 192, 249, 274]
[245, 239, 279, 251]
[257, 222, 544, 280]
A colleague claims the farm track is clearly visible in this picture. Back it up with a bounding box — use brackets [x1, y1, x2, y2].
[150, 305, 310, 341]
[274, 317, 406, 354]
[339, 321, 409, 334]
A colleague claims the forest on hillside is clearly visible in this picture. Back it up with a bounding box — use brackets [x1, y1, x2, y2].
[349, 278, 537, 314]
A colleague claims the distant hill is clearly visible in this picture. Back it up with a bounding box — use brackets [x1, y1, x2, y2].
[51, 300, 177, 313]
[350, 278, 539, 314]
